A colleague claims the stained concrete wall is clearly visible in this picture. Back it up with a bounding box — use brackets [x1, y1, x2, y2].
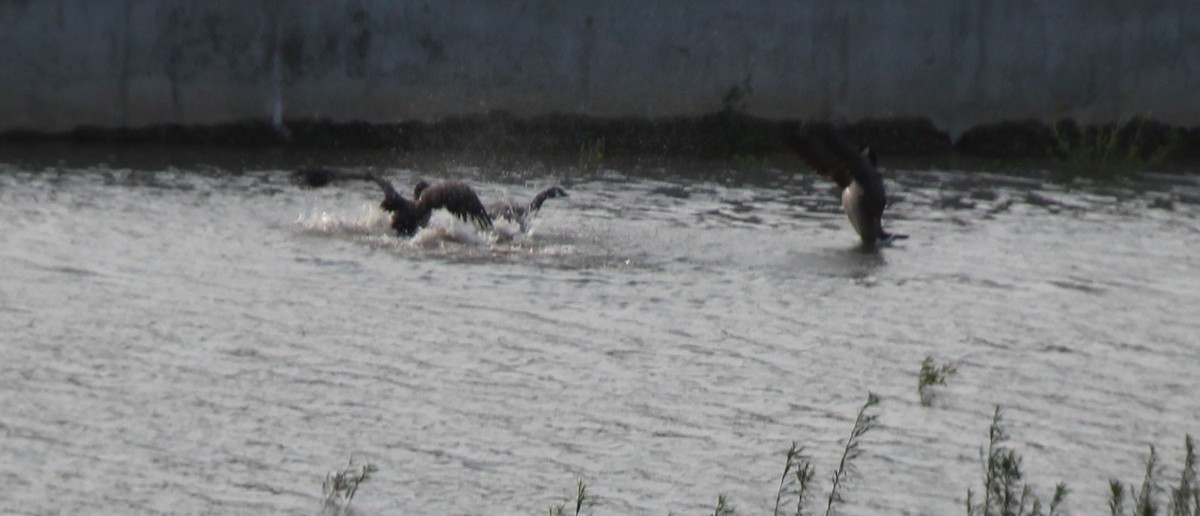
[1, 1, 1197, 134]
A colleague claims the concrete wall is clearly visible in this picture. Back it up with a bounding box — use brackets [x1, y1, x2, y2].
[2, 1, 1197, 134]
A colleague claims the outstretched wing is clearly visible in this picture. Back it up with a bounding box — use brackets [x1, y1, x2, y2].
[369, 175, 412, 213]
[291, 167, 375, 188]
[416, 182, 494, 230]
[777, 122, 873, 191]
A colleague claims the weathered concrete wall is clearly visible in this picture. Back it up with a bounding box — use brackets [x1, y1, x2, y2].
[2, 1, 1197, 134]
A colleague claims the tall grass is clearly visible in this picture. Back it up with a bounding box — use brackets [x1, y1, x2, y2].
[967, 406, 1067, 516]
[549, 479, 592, 516]
[539, 406, 1187, 516]
[826, 392, 881, 515]
[1109, 435, 1198, 516]
[712, 493, 736, 516]
[322, 457, 378, 515]
[1171, 436, 1198, 516]
[769, 392, 880, 516]
[1050, 117, 1178, 179]
[317, 402, 1195, 515]
[774, 442, 817, 516]
[578, 138, 605, 174]
[541, 410, 1190, 516]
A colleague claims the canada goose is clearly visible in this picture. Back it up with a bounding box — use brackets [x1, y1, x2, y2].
[487, 186, 568, 232]
[778, 123, 907, 246]
[292, 168, 492, 236]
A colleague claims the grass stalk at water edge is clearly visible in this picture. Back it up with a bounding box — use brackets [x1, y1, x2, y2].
[1110, 435, 1198, 516]
[774, 441, 818, 516]
[578, 138, 605, 174]
[825, 392, 881, 516]
[1135, 445, 1161, 516]
[1168, 435, 1197, 516]
[549, 479, 592, 516]
[713, 493, 735, 516]
[968, 406, 1067, 516]
[322, 457, 378, 515]
[1110, 479, 1128, 516]
[1050, 117, 1177, 179]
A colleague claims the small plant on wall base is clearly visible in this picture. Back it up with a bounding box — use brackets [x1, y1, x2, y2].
[578, 138, 605, 175]
[1049, 116, 1178, 179]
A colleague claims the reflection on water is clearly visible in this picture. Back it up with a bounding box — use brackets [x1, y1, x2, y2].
[1, 149, 1198, 515]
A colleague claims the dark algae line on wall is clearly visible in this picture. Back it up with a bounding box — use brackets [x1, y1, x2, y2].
[4, 112, 1197, 176]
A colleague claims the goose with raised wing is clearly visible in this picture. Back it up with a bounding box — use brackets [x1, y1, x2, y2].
[293, 168, 492, 236]
[778, 123, 907, 246]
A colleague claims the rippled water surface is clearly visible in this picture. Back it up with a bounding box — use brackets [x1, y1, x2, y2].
[2, 148, 1198, 515]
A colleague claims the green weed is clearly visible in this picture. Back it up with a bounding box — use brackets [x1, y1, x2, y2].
[1109, 435, 1198, 516]
[1050, 117, 1178, 179]
[578, 138, 605, 174]
[774, 442, 818, 516]
[918, 356, 959, 406]
[549, 479, 592, 516]
[826, 392, 881, 515]
[713, 493, 736, 516]
[768, 393, 880, 516]
[967, 406, 1067, 516]
[322, 457, 378, 514]
[322, 398, 1194, 516]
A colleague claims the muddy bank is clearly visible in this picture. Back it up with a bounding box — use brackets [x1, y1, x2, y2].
[2, 113, 1198, 170]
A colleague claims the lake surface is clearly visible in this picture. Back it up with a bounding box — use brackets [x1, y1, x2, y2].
[1, 147, 1198, 515]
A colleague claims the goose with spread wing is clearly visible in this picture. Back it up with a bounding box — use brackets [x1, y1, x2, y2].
[777, 123, 907, 246]
[293, 168, 492, 236]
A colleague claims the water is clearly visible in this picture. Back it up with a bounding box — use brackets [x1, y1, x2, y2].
[1, 148, 1198, 515]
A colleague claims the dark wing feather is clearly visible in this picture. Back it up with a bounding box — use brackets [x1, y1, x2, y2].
[368, 175, 413, 214]
[809, 125, 888, 216]
[779, 122, 891, 237]
[415, 182, 494, 230]
[777, 122, 872, 190]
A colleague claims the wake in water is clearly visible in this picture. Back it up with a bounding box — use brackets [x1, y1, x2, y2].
[291, 168, 567, 237]
[291, 168, 578, 260]
[294, 200, 579, 262]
